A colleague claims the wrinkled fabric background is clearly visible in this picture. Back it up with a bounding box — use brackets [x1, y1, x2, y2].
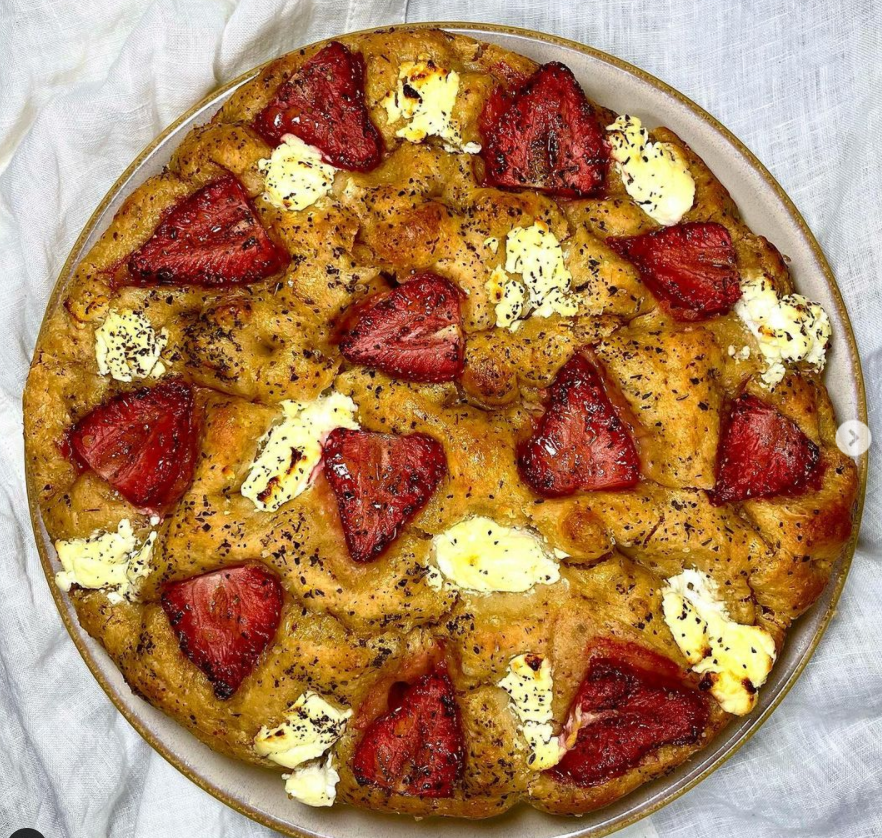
[1, 1, 880, 836]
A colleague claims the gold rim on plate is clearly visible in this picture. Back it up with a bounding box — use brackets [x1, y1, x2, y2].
[24, 21, 868, 838]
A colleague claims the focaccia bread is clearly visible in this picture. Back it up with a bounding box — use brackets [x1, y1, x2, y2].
[24, 27, 857, 819]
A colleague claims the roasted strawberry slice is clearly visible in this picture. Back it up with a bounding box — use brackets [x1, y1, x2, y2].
[253, 41, 382, 171]
[713, 393, 821, 504]
[337, 273, 464, 383]
[126, 176, 286, 287]
[480, 62, 608, 196]
[548, 640, 709, 788]
[323, 428, 446, 563]
[518, 354, 640, 497]
[352, 669, 464, 798]
[161, 564, 283, 700]
[607, 222, 741, 321]
[69, 380, 199, 513]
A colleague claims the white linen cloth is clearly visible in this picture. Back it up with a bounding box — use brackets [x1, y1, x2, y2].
[1, 0, 879, 836]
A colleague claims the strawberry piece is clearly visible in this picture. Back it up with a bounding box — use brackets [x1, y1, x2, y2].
[126, 176, 285, 287]
[351, 669, 464, 798]
[518, 354, 639, 497]
[337, 273, 464, 383]
[548, 640, 709, 787]
[161, 564, 283, 700]
[253, 41, 382, 171]
[323, 428, 446, 563]
[69, 380, 199, 513]
[713, 393, 821, 504]
[607, 222, 741, 321]
[480, 62, 608, 196]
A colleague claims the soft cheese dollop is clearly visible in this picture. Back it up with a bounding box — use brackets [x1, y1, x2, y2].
[499, 654, 564, 770]
[255, 692, 351, 769]
[432, 516, 561, 594]
[95, 309, 168, 382]
[734, 271, 832, 387]
[55, 520, 156, 604]
[241, 392, 359, 512]
[606, 115, 696, 227]
[258, 134, 337, 212]
[662, 569, 777, 716]
[283, 756, 340, 807]
[486, 222, 578, 331]
[383, 56, 480, 153]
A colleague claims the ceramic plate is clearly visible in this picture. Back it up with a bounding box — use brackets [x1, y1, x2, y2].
[26, 22, 868, 838]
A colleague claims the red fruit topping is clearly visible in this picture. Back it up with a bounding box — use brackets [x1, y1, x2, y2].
[548, 640, 709, 787]
[161, 564, 283, 700]
[713, 393, 822, 504]
[518, 354, 640, 497]
[127, 176, 285, 287]
[253, 41, 382, 171]
[337, 273, 464, 383]
[69, 380, 199, 513]
[323, 428, 446, 563]
[480, 62, 608, 197]
[352, 669, 464, 798]
[607, 221, 741, 321]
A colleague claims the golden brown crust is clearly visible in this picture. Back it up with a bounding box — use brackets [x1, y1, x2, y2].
[24, 27, 857, 819]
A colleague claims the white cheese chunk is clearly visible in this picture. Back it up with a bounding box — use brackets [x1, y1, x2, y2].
[283, 756, 340, 807]
[499, 654, 564, 770]
[487, 222, 578, 331]
[734, 271, 832, 387]
[254, 692, 351, 770]
[241, 392, 358, 512]
[383, 57, 480, 153]
[95, 309, 168, 382]
[606, 115, 696, 227]
[432, 516, 561, 594]
[55, 520, 156, 604]
[662, 569, 777, 716]
[258, 133, 337, 212]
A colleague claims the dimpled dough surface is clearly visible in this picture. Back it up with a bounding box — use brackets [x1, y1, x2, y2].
[23, 27, 857, 820]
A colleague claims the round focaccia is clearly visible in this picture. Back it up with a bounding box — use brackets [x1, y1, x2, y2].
[24, 27, 857, 819]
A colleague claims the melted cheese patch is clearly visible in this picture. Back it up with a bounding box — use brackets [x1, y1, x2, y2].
[487, 222, 578, 331]
[258, 134, 337, 212]
[499, 654, 564, 770]
[95, 309, 167, 382]
[606, 115, 695, 227]
[55, 520, 156, 604]
[254, 692, 352, 770]
[432, 516, 561, 594]
[662, 569, 777, 716]
[241, 392, 358, 512]
[383, 56, 480, 153]
[734, 271, 832, 387]
[283, 756, 340, 807]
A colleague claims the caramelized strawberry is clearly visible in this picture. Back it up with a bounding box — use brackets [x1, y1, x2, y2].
[323, 428, 446, 563]
[253, 41, 382, 171]
[518, 354, 639, 497]
[549, 640, 709, 787]
[69, 380, 199, 513]
[337, 273, 464, 383]
[352, 669, 464, 798]
[480, 62, 608, 196]
[126, 176, 285, 287]
[608, 222, 740, 321]
[161, 564, 283, 699]
[713, 393, 821, 504]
